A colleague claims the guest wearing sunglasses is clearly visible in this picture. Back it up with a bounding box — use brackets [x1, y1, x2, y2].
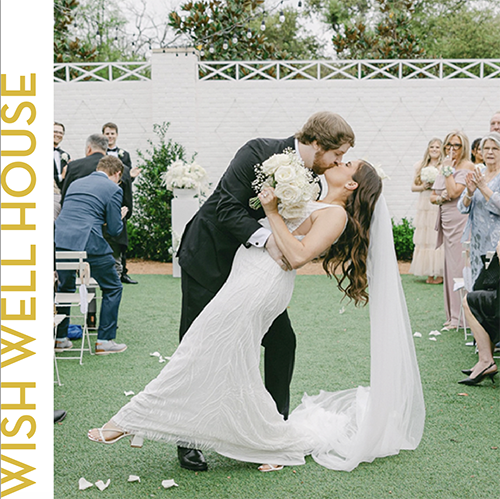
[430, 130, 474, 330]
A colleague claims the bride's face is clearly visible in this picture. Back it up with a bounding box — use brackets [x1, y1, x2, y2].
[324, 159, 360, 187]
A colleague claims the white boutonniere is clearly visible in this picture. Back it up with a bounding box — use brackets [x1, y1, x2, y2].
[118, 149, 124, 158]
[61, 152, 69, 162]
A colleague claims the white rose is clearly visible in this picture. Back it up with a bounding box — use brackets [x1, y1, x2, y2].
[275, 183, 303, 205]
[61, 152, 68, 162]
[261, 154, 288, 175]
[274, 164, 298, 183]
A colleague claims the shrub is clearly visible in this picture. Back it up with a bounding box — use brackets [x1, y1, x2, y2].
[127, 123, 191, 262]
[392, 217, 415, 261]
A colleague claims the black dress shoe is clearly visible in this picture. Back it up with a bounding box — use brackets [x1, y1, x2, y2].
[121, 274, 138, 284]
[177, 446, 208, 471]
[54, 410, 67, 423]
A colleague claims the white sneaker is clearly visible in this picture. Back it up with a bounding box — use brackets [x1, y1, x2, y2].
[55, 338, 73, 352]
[95, 340, 127, 355]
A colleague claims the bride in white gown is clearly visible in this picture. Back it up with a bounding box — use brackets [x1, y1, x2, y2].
[89, 160, 425, 472]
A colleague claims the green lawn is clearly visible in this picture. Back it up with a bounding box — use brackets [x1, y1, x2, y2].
[54, 274, 499, 499]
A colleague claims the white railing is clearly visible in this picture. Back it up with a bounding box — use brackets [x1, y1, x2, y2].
[54, 62, 151, 82]
[54, 59, 500, 83]
[197, 59, 500, 81]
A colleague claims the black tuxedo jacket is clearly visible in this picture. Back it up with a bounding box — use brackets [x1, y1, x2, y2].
[177, 136, 295, 293]
[108, 148, 132, 169]
[54, 147, 70, 189]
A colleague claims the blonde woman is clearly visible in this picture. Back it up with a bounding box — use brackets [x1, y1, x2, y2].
[410, 138, 445, 284]
[431, 130, 474, 329]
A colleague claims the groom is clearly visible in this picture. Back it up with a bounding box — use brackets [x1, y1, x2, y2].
[176, 111, 355, 471]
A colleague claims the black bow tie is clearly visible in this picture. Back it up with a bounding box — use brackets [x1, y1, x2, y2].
[54, 147, 60, 151]
[108, 148, 118, 152]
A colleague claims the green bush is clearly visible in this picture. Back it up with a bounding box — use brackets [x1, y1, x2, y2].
[392, 217, 415, 261]
[127, 123, 191, 262]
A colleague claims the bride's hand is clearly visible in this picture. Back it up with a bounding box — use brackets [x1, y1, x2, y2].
[258, 187, 278, 214]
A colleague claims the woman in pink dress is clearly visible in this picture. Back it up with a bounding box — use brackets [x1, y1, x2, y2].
[431, 131, 474, 330]
[410, 138, 445, 284]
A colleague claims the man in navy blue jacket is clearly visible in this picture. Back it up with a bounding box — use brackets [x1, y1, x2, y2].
[55, 156, 128, 355]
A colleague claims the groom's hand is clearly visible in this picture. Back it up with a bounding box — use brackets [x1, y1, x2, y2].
[265, 234, 292, 271]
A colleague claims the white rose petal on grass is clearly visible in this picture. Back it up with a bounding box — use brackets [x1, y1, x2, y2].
[150, 352, 161, 357]
[78, 478, 93, 490]
[124, 391, 135, 396]
[413, 332, 422, 338]
[128, 475, 141, 483]
[95, 479, 110, 491]
[429, 337, 437, 341]
[339, 307, 345, 315]
[159, 357, 166, 363]
[429, 330, 441, 336]
[162, 479, 179, 489]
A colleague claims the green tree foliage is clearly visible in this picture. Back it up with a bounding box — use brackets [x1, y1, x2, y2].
[54, 0, 97, 62]
[168, 0, 320, 60]
[127, 123, 190, 262]
[311, 0, 500, 59]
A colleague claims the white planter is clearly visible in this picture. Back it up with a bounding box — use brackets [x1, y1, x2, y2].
[171, 189, 200, 278]
[173, 187, 197, 199]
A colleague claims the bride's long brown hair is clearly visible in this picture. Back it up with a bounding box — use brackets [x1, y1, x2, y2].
[322, 161, 382, 306]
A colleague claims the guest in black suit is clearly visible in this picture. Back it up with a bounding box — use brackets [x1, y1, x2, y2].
[102, 122, 140, 285]
[54, 122, 70, 189]
[175, 111, 355, 471]
[60, 134, 109, 202]
[55, 156, 128, 355]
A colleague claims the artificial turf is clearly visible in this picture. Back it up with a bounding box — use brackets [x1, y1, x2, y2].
[54, 274, 499, 498]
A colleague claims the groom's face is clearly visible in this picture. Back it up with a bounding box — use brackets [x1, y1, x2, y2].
[312, 143, 351, 175]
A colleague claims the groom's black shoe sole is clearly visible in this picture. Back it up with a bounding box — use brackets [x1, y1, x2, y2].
[177, 447, 208, 472]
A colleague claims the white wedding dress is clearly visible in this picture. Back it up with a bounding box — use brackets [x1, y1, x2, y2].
[112, 197, 425, 471]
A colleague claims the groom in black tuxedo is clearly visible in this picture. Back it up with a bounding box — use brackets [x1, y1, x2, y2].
[176, 111, 355, 471]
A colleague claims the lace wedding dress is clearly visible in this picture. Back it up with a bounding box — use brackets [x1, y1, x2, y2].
[112, 197, 425, 471]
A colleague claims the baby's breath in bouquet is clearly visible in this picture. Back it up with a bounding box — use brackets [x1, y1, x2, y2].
[249, 148, 319, 219]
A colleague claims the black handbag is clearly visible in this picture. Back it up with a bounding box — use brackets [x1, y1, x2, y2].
[473, 253, 500, 291]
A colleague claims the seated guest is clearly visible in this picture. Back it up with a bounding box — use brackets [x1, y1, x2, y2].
[55, 156, 128, 355]
[459, 239, 499, 385]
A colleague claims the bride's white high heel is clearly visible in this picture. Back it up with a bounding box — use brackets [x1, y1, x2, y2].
[88, 426, 143, 448]
[258, 464, 284, 472]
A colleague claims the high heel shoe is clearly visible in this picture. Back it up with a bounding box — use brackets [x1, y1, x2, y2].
[461, 369, 472, 375]
[88, 427, 143, 448]
[458, 363, 498, 386]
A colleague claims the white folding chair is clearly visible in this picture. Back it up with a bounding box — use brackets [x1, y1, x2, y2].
[53, 314, 66, 386]
[55, 252, 95, 365]
[454, 242, 472, 342]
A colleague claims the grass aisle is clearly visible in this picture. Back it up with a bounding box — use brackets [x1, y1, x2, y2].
[54, 275, 499, 498]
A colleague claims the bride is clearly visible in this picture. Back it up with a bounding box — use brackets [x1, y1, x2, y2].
[89, 159, 425, 472]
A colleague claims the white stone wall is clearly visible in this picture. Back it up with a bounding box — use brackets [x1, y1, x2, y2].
[54, 51, 500, 221]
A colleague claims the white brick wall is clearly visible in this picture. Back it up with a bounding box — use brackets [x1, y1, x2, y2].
[55, 52, 500, 221]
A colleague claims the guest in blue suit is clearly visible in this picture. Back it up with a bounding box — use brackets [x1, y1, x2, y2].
[55, 156, 128, 355]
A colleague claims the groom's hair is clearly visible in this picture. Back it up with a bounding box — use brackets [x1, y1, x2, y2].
[295, 112, 355, 151]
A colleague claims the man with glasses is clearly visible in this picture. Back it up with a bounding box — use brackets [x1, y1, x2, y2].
[54, 122, 70, 189]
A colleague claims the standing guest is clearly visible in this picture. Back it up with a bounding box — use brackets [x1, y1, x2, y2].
[410, 138, 445, 284]
[61, 134, 108, 202]
[430, 130, 474, 330]
[54, 122, 70, 189]
[471, 138, 484, 165]
[458, 132, 500, 286]
[55, 156, 128, 355]
[490, 111, 500, 133]
[102, 122, 140, 285]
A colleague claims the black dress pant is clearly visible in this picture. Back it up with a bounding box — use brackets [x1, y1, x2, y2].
[179, 269, 296, 419]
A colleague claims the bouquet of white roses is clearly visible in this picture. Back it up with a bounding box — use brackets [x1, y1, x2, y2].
[249, 148, 319, 219]
[420, 165, 439, 185]
[161, 160, 208, 193]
